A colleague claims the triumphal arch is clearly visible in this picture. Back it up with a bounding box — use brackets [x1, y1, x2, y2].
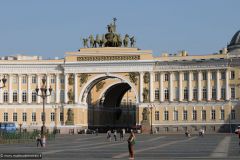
[0, 19, 239, 133]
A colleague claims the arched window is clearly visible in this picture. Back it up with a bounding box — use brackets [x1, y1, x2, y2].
[32, 91, 37, 102]
[22, 91, 27, 102]
[3, 90, 8, 102]
[13, 91, 18, 102]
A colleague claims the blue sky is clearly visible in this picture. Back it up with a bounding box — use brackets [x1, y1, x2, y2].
[0, 0, 239, 58]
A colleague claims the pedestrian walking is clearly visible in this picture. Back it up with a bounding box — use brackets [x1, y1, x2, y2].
[127, 130, 136, 159]
[36, 134, 42, 147]
[120, 129, 124, 141]
[107, 129, 112, 141]
[114, 130, 117, 141]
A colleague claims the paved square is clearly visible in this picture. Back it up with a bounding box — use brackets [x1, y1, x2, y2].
[0, 134, 240, 159]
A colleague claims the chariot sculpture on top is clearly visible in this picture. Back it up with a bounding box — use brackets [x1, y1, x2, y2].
[82, 18, 136, 48]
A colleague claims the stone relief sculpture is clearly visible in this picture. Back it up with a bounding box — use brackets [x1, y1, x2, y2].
[128, 72, 139, 85]
[65, 108, 74, 125]
[96, 81, 105, 92]
[123, 34, 129, 47]
[79, 73, 89, 87]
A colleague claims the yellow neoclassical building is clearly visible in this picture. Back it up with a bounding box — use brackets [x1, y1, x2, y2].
[0, 21, 239, 134]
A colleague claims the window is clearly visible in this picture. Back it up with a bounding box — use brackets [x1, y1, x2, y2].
[154, 90, 159, 100]
[22, 91, 27, 102]
[202, 72, 207, 80]
[212, 72, 216, 80]
[212, 88, 216, 100]
[60, 76, 64, 84]
[155, 73, 159, 81]
[4, 112, 8, 122]
[3, 91, 8, 102]
[155, 111, 159, 121]
[202, 88, 207, 100]
[175, 87, 179, 100]
[32, 75, 37, 83]
[193, 73, 198, 81]
[51, 90, 55, 103]
[164, 111, 169, 121]
[183, 110, 188, 120]
[32, 91, 37, 102]
[13, 113, 17, 122]
[184, 72, 188, 81]
[220, 109, 225, 120]
[221, 71, 225, 80]
[22, 112, 27, 122]
[164, 89, 169, 100]
[193, 88, 198, 100]
[173, 110, 178, 121]
[60, 112, 64, 122]
[184, 88, 188, 100]
[51, 112, 55, 122]
[231, 87, 235, 99]
[230, 71, 235, 80]
[164, 73, 169, 81]
[22, 75, 27, 84]
[193, 110, 197, 120]
[51, 75, 55, 83]
[60, 90, 64, 103]
[202, 110, 206, 121]
[211, 110, 216, 120]
[13, 91, 18, 102]
[221, 88, 225, 99]
[231, 110, 235, 120]
[32, 112, 36, 122]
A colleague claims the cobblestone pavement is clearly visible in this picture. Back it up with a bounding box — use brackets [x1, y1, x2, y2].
[0, 133, 240, 160]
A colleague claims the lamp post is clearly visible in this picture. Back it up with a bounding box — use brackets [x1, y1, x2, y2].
[35, 76, 52, 137]
[149, 103, 155, 134]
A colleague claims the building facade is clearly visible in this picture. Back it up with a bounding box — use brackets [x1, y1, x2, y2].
[0, 22, 239, 133]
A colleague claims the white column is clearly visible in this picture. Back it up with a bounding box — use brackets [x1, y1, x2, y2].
[179, 72, 183, 101]
[0, 75, 3, 103]
[198, 71, 202, 101]
[18, 75, 22, 104]
[139, 72, 144, 103]
[216, 70, 220, 101]
[169, 72, 173, 102]
[37, 74, 41, 104]
[64, 74, 68, 104]
[27, 75, 31, 104]
[8, 74, 13, 103]
[225, 70, 229, 100]
[188, 71, 193, 101]
[55, 74, 60, 103]
[74, 73, 78, 104]
[46, 74, 50, 104]
[149, 72, 154, 102]
[160, 72, 164, 102]
[207, 70, 211, 101]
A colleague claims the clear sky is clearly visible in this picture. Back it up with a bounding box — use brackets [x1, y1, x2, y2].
[0, 0, 239, 58]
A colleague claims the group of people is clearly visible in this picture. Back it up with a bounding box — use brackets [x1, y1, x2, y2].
[36, 134, 46, 147]
[106, 129, 136, 159]
[106, 128, 126, 141]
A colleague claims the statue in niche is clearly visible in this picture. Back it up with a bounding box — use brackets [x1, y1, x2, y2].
[143, 88, 149, 102]
[68, 74, 74, 85]
[67, 89, 74, 103]
[65, 108, 74, 125]
[142, 107, 150, 121]
[144, 72, 150, 84]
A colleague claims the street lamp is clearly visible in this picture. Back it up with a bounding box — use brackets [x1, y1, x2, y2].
[35, 76, 52, 137]
[149, 103, 155, 134]
[0, 75, 7, 89]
